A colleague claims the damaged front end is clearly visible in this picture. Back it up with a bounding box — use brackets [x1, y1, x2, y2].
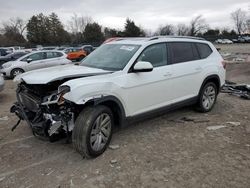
[10, 81, 75, 142]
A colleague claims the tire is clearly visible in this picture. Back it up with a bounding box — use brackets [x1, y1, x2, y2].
[10, 68, 24, 78]
[196, 82, 218, 113]
[78, 55, 85, 61]
[72, 105, 114, 158]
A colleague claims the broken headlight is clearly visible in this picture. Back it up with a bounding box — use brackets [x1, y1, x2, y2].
[57, 85, 71, 105]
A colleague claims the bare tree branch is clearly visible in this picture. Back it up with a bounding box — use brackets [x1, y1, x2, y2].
[231, 8, 247, 35]
[189, 15, 208, 36]
[155, 24, 175, 35]
[176, 24, 189, 36]
[67, 14, 93, 34]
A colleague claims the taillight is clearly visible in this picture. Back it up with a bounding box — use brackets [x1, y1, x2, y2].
[221, 60, 226, 69]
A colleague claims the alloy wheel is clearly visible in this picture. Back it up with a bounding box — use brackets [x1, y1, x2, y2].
[90, 113, 112, 152]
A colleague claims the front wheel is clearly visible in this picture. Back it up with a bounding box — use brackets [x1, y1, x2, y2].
[72, 105, 113, 158]
[10, 68, 24, 78]
[196, 82, 218, 112]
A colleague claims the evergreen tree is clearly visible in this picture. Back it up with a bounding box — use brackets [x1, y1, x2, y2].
[124, 18, 145, 37]
[26, 13, 70, 45]
[83, 22, 104, 43]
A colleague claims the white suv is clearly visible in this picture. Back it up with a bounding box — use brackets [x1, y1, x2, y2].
[11, 37, 225, 158]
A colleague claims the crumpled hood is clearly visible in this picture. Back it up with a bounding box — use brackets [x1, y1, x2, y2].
[14, 65, 111, 84]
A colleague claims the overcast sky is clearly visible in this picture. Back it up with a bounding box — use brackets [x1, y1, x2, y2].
[0, 0, 249, 31]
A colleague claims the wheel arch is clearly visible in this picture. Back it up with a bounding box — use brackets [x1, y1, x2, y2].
[10, 67, 25, 78]
[199, 74, 221, 95]
[82, 96, 126, 127]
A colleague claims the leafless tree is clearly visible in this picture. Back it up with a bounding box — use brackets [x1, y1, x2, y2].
[247, 19, 250, 34]
[231, 8, 247, 35]
[68, 14, 92, 34]
[2, 17, 27, 36]
[189, 15, 208, 36]
[155, 24, 175, 35]
[176, 24, 189, 36]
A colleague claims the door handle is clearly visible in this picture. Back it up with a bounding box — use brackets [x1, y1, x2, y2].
[164, 72, 172, 77]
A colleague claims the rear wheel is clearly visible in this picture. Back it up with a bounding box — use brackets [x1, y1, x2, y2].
[72, 105, 113, 158]
[196, 82, 218, 112]
[10, 68, 24, 78]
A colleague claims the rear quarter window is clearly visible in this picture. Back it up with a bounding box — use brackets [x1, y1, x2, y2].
[196, 43, 213, 59]
[168, 42, 199, 64]
[56, 52, 63, 57]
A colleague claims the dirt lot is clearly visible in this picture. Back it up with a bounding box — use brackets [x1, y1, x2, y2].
[215, 43, 250, 54]
[0, 49, 250, 187]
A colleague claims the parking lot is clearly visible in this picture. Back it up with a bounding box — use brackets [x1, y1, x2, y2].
[0, 44, 250, 188]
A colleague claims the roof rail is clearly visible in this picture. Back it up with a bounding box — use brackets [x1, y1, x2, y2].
[149, 36, 205, 41]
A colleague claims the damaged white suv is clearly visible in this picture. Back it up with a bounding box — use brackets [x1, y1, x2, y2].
[11, 37, 225, 158]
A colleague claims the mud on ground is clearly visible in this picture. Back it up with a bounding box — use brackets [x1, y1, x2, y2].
[0, 61, 250, 188]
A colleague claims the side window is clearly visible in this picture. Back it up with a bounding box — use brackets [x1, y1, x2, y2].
[46, 52, 56, 59]
[22, 52, 44, 61]
[196, 43, 212, 59]
[168, 42, 198, 64]
[137, 43, 167, 67]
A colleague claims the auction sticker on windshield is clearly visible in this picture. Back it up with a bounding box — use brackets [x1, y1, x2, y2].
[120, 45, 135, 51]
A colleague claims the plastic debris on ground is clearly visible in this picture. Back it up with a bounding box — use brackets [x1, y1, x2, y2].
[221, 81, 250, 100]
[0, 116, 9, 121]
[206, 125, 226, 131]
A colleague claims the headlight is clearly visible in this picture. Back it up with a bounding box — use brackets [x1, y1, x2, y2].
[2, 63, 12, 68]
[58, 85, 71, 94]
[57, 85, 71, 105]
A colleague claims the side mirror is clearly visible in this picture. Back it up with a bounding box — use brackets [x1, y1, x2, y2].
[26, 58, 32, 63]
[133, 61, 153, 73]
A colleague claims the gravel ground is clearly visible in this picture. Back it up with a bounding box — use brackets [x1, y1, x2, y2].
[0, 60, 250, 188]
[215, 43, 250, 54]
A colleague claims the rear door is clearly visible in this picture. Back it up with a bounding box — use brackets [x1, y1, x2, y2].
[44, 51, 66, 67]
[167, 42, 203, 103]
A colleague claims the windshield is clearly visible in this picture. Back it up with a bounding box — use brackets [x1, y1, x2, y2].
[80, 44, 140, 71]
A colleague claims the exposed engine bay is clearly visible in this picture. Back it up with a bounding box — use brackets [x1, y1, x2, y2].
[10, 79, 76, 142]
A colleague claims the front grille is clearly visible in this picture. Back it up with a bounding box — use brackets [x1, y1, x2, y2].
[19, 92, 41, 112]
[18, 83, 42, 112]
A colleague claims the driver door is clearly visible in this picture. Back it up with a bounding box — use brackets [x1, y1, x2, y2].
[22, 52, 47, 71]
[121, 43, 174, 116]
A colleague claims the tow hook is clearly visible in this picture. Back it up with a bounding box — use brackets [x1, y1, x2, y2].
[11, 119, 22, 131]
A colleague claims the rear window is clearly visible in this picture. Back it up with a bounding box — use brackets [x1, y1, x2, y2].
[168, 42, 199, 64]
[196, 43, 212, 59]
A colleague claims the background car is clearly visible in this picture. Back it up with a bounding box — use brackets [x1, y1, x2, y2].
[215, 39, 233, 44]
[63, 47, 75, 54]
[0, 52, 28, 64]
[42, 46, 58, 50]
[0, 50, 72, 78]
[0, 48, 8, 56]
[81, 45, 95, 55]
[0, 74, 4, 92]
[5, 46, 24, 53]
[67, 48, 87, 61]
